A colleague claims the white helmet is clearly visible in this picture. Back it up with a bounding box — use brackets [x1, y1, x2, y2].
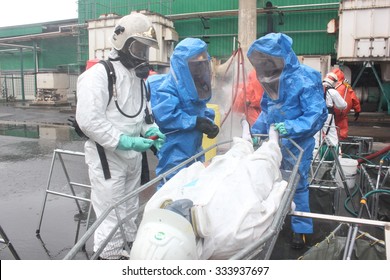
[130, 209, 198, 260]
[323, 72, 338, 88]
[110, 13, 159, 51]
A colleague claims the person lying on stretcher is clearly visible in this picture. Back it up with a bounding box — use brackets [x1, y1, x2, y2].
[130, 124, 292, 260]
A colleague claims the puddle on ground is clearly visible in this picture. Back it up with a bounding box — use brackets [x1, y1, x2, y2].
[0, 123, 82, 141]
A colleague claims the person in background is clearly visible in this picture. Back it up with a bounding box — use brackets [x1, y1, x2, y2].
[151, 37, 219, 189]
[314, 71, 347, 160]
[233, 68, 264, 126]
[248, 33, 328, 249]
[331, 68, 361, 140]
[76, 13, 165, 259]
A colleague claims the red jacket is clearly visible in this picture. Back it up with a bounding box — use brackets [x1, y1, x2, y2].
[332, 68, 361, 139]
[233, 69, 264, 125]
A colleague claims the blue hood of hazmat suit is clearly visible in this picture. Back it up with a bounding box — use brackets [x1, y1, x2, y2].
[151, 38, 215, 187]
[249, 33, 327, 139]
[248, 33, 327, 234]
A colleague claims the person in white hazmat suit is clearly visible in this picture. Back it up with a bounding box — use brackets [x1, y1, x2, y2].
[314, 72, 347, 160]
[76, 12, 165, 260]
[130, 126, 288, 260]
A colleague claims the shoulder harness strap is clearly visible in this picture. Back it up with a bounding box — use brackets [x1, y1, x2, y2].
[99, 60, 116, 106]
[94, 60, 117, 180]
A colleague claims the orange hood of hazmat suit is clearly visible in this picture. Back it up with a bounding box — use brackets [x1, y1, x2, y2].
[233, 69, 264, 125]
[331, 68, 361, 140]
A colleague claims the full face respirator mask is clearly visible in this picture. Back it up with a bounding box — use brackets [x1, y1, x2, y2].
[119, 39, 151, 78]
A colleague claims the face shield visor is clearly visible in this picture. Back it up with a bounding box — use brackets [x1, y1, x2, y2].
[128, 40, 150, 62]
[188, 51, 212, 100]
[132, 26, 159, 50]
[248, 50, 284, 100]
[119, 39, 151, 78]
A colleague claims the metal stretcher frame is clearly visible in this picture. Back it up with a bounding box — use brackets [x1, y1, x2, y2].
[290, 211, 390, 260]
[63, 136, 303, 260]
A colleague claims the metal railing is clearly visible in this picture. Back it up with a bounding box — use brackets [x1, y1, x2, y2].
[36, 149, 92, 240]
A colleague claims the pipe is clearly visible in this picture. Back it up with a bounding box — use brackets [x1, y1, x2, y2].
[357, 145, 390, 164]
[0, 23, 87, 44]
[166, 3, 339, 21]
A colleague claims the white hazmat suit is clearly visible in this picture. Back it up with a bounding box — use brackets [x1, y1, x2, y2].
[76, 13, 161, 259]
[314, 72, 348, 150]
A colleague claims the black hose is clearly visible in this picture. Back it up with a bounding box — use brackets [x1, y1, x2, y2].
[115, 79, 145, 118]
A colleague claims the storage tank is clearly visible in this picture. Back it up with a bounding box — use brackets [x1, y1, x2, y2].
[337, 0, 390, 63]
[337, 0, 390, 113]
[299, 55, 332, 78]
[87, 11, 178, 70]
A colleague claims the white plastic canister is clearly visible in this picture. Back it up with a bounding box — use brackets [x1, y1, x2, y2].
[335, 157, 358, 189]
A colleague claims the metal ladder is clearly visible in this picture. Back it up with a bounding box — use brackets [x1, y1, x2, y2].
[36, 149, 93, 240]
[0, 224, 20, 259]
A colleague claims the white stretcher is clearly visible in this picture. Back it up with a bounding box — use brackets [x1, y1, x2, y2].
[63, 135, 303, 260]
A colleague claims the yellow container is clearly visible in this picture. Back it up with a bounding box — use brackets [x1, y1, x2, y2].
[202, 103, 221, 161]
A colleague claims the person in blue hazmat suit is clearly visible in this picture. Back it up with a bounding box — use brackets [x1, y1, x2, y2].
[248, 33, 327, 249]
[151, 38, 219, 189]
[76, 12, 165, 259]
[146, 73, 167, 103]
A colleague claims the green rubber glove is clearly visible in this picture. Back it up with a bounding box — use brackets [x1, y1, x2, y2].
[117, 135, 154, 152]
[145, 127, 166, 151]
[145, 127, 166, 141]
[274, 122, 287, 135]
[251, 137, 259, 145]
[153, 138, 165, 151]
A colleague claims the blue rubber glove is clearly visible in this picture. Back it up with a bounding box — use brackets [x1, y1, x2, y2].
[274, 122, 287, 135]
[117, 135, 154, 152]
[145, 127, 166, 151]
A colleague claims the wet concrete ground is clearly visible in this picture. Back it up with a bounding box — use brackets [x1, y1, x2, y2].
[0, 127, 159, 260]
[0, 103, 389, 260]
[0, 103, 158, 259]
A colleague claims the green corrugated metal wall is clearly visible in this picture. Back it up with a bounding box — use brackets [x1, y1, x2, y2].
[39, 37, 78, 69]
[1, 0, 339, 71]
[0, 19, 79, 72]
[77, 0, 338, 63]
[272, 9, 338, 55]
[170, 0, 237, 13]
[169, 0, 338, 56]
[0, 47, 34, 70]
[0, 37, 78, 71]
[0, 24, 43, 37]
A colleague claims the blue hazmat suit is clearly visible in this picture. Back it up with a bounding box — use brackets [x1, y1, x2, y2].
[151, 38, 216, 187]
[146, 73, 167, 105]
[248, 33, 327, 234]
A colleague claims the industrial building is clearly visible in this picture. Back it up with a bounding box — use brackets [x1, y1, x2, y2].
[0, 0, 389, 114]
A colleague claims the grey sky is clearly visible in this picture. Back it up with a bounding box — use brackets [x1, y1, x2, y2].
[0, 0, 78, 28]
